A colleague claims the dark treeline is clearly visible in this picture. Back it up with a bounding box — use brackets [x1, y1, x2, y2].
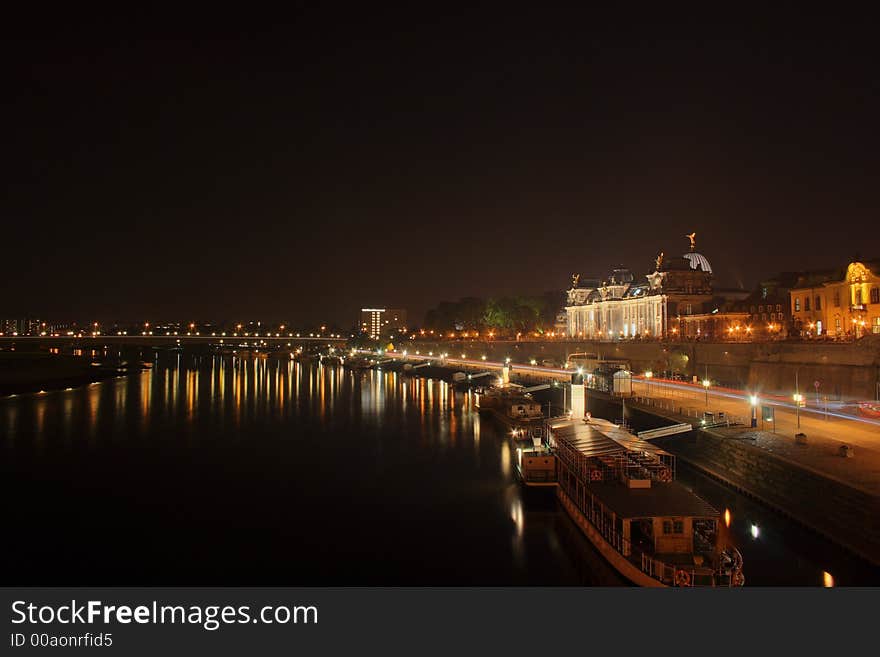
[422, 292, 564, 334]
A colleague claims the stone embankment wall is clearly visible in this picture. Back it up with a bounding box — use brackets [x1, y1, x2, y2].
[580, 391, 880, 566]
[653, 428, 880, 566]
[410, 338, 880, 399]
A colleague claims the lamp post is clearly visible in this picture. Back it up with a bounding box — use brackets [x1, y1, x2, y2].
[702, 365, 710, 408]
[750, 394, 758, 428]
[794, 368, 802, 430]
[645, 370, 653, 398]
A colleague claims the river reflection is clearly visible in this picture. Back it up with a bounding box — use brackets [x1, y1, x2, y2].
[3, 354, 876, 586]
[1, 355, 616, 585]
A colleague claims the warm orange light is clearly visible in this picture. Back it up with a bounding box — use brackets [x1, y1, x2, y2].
[823, 571, 834, 588]
[724, 508, 731, 528]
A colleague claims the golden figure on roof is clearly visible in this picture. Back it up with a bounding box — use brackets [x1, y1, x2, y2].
[655, 251, 664, 271]
[685, 232, 696, 251]
[571, 273, 580, 289]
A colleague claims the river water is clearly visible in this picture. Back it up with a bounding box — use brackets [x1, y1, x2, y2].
[2, 353, 877, 585]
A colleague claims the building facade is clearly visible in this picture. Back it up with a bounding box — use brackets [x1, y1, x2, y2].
[790, 261, 880, 338]
[360, 308, 407, 339]
[565, 237, 715, 340]
[1, 318, 43, 335]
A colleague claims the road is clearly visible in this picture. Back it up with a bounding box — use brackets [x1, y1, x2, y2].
[630, 376, 880, 452]
[364, 349, 880, 450]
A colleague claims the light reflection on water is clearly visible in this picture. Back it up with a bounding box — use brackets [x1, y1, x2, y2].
[2, 354, 877, 586]
[2, 355, 604, 585]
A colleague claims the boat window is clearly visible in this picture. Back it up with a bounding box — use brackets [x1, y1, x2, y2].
[662, 519, 684, 534]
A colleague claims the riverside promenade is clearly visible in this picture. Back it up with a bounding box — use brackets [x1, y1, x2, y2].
[373, 349, 880, 564]
[621, 380, 880, 565]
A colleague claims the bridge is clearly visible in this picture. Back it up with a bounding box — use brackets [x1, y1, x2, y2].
[0, 334, 348, 346]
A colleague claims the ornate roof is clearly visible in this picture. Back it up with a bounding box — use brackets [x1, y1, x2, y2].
[682, 252, 713, 274]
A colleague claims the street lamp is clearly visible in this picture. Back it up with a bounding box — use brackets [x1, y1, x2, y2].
[749, 394, 758, 428]
[702, 378, 710, 408]
[645, 370, 653, 397]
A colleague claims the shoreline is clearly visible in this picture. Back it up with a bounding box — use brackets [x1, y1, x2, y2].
[0, 351, 146, 398]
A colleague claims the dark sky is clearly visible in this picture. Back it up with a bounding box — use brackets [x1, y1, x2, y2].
[4, 14, 878, 326]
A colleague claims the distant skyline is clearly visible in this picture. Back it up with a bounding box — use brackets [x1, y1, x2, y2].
[4, 15, 878, 325]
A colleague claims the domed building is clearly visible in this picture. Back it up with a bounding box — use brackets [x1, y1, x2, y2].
[565, 233, 716, 339]
[682, 251, 713, 274]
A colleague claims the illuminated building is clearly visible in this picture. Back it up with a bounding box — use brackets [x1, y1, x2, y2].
[360, 308, 407, 339]
[1, 318, 42, 335]
[790, 261, 880, 338]
[565, 235, 714, 339]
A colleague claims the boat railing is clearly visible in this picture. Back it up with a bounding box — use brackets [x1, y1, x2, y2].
[552, 439, 671, 485]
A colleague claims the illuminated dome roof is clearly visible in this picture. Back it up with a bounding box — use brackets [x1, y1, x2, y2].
[683, 252, 712, 273]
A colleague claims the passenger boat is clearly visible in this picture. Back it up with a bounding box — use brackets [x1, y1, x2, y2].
[515, 438, 558, 488]
[342, 356, 374, 370]
[475, 384, 546, 433]
[547, 415, 744, 587]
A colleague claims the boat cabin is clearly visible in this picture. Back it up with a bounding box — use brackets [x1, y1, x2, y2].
[548, 417, 743, 586]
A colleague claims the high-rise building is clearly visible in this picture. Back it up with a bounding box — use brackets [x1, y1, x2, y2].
[360, 308, 407, 339]
[0, 318, 42, 335]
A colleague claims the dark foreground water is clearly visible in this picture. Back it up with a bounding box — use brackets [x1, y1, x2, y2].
[2, 354, 877, 585]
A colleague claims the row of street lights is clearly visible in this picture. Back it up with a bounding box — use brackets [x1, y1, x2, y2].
[641, 369, 807, 432]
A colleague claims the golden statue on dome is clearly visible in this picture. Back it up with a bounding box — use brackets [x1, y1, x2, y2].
[655, 251, 664, 271]
[571, 273, 580, 289]
[685, 232, 697, 251]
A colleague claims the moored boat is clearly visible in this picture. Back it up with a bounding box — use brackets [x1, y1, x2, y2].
[342, 356, 374, 370]
[476, 384, 546, 433]
[548, 416, 744, 587]
[514, 437, 558, 488]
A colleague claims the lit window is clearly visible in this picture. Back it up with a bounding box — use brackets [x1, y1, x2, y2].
[794, 298, 801, 312]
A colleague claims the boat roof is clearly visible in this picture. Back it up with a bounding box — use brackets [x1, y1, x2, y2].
[586, 481, 719, 519]
[548, 418, 671, 459]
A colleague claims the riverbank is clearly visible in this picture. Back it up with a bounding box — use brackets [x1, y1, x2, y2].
[0, 352, 142, 397]
[598, 391, 880, 566]
[355, 360, 880, 580]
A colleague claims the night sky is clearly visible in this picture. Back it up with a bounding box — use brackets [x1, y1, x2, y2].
[4, 15, 878, 326]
